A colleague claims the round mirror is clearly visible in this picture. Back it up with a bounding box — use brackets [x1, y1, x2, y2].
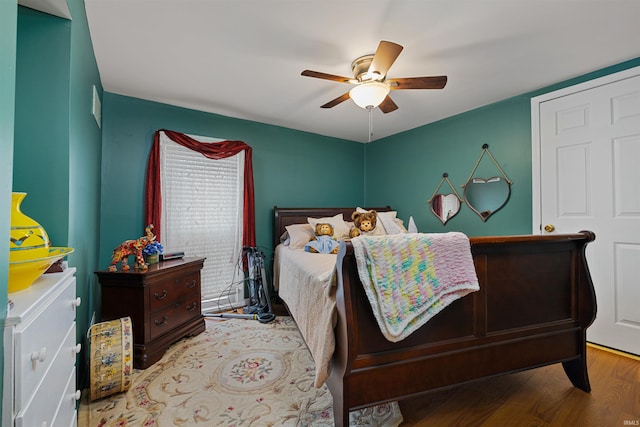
[430, 193, 461, 225]
[463, 176, 510, 221]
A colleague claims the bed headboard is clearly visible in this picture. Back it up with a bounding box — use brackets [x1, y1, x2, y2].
[272, 206, 392, 249]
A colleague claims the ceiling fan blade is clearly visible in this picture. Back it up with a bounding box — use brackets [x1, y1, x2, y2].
[301, 70, 353, 83]
[320, 92, 351, 109]
[368, 41, 404, 77]
[378, 95, 398, 114]
[388, 76, 448, 90]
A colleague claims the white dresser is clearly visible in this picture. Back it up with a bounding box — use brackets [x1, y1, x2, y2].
[3, 268, 81, 427]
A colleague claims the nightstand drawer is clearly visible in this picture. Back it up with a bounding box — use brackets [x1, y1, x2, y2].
[15, 278, 76, 408]
[149, 296, 201, 340]
[149, 272, 200, 313]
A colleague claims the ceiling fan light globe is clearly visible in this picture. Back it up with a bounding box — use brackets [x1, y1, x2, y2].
[349, 82, 390, 109]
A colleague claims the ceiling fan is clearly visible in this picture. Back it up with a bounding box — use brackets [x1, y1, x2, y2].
[301, 40, 447, 113]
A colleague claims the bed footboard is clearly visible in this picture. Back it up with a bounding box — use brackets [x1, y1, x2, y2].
[329, 231, 596, 427]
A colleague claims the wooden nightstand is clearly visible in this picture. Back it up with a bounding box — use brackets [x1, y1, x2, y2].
[96, 257, 206, 369]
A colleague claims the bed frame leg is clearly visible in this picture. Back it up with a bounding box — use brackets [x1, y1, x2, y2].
[562, 356, 591, 392]
[332, 398, 349, 427]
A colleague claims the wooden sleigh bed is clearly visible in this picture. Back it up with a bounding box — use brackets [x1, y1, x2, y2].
[272, 206, 597, 426]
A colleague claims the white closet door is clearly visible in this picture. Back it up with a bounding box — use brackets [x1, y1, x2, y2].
[533, 67, 640, 355]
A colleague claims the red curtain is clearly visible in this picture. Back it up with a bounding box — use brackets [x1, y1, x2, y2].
[144, 129, 255, 248]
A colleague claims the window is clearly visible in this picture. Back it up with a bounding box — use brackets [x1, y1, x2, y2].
[148, 130, 255, 312]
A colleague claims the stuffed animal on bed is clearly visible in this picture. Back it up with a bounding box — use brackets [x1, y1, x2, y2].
[349, 210, 378, 238]
[304, 223, 340, 254]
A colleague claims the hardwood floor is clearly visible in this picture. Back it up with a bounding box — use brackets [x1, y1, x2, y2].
[271, 300, 638, 426]
[398, 345, 640, 426]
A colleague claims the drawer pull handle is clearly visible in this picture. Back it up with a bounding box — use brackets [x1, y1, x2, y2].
[187, 280, 197, 289]
[72, 297, 82, 309]
[155, 315, 169, 327]
[73, 390, 82, 401]
[73, 343, 82, 354]
[154, 290, 168, 300]
[31, 347, 47, 365]
[186, 302, 197, 311]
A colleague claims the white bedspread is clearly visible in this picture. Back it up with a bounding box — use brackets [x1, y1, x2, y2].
[274, 244, 338, 387]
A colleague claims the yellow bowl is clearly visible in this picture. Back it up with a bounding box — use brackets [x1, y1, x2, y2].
[9, 247, 74, 293]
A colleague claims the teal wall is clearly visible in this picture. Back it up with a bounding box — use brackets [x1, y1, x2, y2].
[3, 0, 640, 414]
[366, 96, 531, 236]
[98, 94, 364, 273]
[14, 8, 71, 246]
[67, 0, 103, 383]
[0, 0, 18, 413]
[367, 57, 640, 237]
[11, 1, 103, 392]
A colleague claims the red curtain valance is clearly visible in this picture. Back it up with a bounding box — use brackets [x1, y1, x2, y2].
[144, 129, 255, 247]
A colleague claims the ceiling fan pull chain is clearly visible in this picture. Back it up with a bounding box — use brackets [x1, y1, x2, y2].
[368, 106, 374, 142]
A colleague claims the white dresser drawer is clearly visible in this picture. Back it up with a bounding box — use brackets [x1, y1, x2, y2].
[52, 369, 78, 427]
[3, 268, 78, 427]
[15, 325, 76, 427]
[15, 277, 76, 409]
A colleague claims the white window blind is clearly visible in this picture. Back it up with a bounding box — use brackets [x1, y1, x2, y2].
[159, 132, 245, 312]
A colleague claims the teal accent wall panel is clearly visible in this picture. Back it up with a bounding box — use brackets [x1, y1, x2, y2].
[99, 94, 364, 269]
[366, 57, 640, 237]
[14, 7, 71, 247]
[12, 0, 104, 391]
[67, 0, 103, 387]
[366, 96, 531, 236]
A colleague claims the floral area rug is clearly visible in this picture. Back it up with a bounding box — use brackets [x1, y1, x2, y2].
[79, 316, 403, 426]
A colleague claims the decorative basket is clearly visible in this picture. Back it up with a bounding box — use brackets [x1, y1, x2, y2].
[88, 317, 133, 401]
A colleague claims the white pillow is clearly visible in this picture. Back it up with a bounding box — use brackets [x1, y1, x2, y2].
[407, 216, 418, 233]
[394, 217, 409, 233]
[308, 214, 350, 239]
[284, 223, 316, 249]
[377, 211, 408, 235]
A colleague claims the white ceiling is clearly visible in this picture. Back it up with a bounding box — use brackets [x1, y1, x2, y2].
[84, 0, 640, 143]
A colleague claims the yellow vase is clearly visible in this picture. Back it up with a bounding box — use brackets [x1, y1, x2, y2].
[9, 192, 50, 262]
[8, 192, 74, 293]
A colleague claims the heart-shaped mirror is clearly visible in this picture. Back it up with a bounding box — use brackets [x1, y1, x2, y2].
[463, 176, 510, 221]
[430, 193, 461, 225]
[428, 173, 463, 226]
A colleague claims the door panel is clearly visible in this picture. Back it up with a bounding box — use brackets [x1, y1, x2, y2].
[534, 69, 640, 356]
[556, 143, 590, 217]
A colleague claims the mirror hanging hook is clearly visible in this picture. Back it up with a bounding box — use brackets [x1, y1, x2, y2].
[428, 172, 463, 203]
[465, 144, 512, 185]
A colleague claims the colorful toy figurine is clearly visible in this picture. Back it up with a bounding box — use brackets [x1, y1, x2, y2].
[108, 224, 156, 272]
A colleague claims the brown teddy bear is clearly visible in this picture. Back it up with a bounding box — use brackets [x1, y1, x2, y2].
[349, 210, 377, 238]
[304, 223, 340, 254]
